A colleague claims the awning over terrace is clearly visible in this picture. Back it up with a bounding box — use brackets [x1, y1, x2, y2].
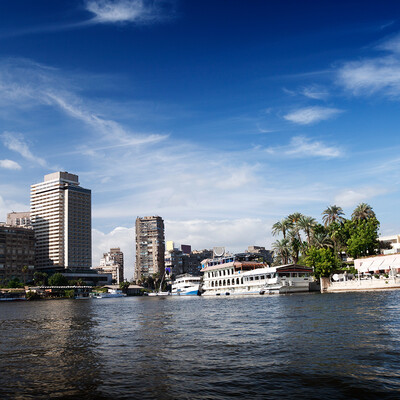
[354, 254, 400, 273]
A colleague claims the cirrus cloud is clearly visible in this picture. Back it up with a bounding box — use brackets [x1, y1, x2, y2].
[0, 159, 21, 170]
[283, 106, 343, 125]
[85, 0, 171, 24]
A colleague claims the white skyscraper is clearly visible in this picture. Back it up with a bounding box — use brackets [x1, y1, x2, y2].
[30, 172, 91, 271]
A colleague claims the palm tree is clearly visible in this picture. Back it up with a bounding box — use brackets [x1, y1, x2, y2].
[287, 212, 303, 226]
[298, 215, 316, 246]
[272, 238, 290, 265]
[322, 205, 345, 227]
[287, 230, 302, 263]
[352, 203, 375, 221]
[21, 265, 29, 285]
[271, 218, 292, 239]
[312, 231, 333, 249]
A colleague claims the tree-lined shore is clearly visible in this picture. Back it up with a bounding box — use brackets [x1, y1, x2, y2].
[272, 203, 381, 278]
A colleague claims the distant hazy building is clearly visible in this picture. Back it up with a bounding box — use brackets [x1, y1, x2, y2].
[165, 242, 212, 277]
[93, 247, 124, 284]
[30, 172, 91, 272]
[0, 224, 35, 285]
[135, 216, 165, 281]
[246, 246, 273, 264]
[7, 212, 31, 228]
[165, 241, 184, 276]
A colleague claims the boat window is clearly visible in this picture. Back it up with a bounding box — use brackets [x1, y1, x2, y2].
[223, 280, 226, 286]
[227, 279, 230, 285]
[255, 276, 259, 280]
[249, 276, 254, 281]
[236, 278, 239, 285]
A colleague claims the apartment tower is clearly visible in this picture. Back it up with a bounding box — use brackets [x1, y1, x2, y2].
[30, 172, 91, 271]
[135, 216, 165, 281]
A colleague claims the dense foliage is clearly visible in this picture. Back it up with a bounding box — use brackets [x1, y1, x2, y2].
[48, 273, 69, 286]
[271, 203, 380, 276]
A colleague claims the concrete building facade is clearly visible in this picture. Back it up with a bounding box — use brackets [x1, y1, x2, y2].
[93, 247, 124, 284]
[30, 172, 91, 271]
[165, 242, 212, 277]
[7, 211, 31, 228]
[135, 216, 165, 281]
[0, 224, 35, 285]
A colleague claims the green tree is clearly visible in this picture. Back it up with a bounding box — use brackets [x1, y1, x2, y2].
[7, 277, 24, 288]
[298, 215, 317, 246]
[304, 247, 339, 278]
[22, 265, 29, 284]
[271, 218, 293, 239]
[48, 273, 69, 286]
[64, 289, 75, 298]
[322, 205, 345, 227]
[345, 217, 380, 259]
[34, 272, 48, 286]
[287, 230, 302, 263]
[272, 238, 290, 264]
[119, 281, 130, 293]
[351, 203, 376, 221]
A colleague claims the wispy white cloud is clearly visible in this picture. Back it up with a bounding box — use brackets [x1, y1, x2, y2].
[334, 186, 388, 207]
[0, 194, 29, 222]
[337, 56, 400, 96]
[0, 159, 21, 170]
[337, 34, 400, 97]
[0, 1, 171, 40]
[1, 132, 47, 167]
[266, 136, 342, 158]
[85, 0, 167, 24]
[301, 85, 329, 100]
[0, 59, 167, 152]
[283, 106, 342, 125]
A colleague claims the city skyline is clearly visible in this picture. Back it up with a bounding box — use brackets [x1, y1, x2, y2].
[1, 1, 400, 279]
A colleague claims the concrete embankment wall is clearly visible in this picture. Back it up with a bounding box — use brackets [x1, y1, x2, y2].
[320, 277, 400, 293]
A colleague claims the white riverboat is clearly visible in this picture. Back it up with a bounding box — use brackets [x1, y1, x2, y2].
[91, 289, 126, 298]
[171, 275, 201, 296]
[201, 254, 313, 296]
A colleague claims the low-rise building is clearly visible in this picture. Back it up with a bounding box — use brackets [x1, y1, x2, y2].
[379, 234, 400, 255]
[7, 211, 31, 228]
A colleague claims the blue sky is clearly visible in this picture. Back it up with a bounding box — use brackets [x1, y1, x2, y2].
[1, 0, 400, 278]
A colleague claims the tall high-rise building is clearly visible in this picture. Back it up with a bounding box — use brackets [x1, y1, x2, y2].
[135, 216, 165, 281]
[30, 172, 91, 271]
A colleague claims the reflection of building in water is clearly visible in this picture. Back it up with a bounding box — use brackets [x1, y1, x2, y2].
[0, 223, 35, 285]
[135, 216, 165, 281]
[93, 247, 124, 284]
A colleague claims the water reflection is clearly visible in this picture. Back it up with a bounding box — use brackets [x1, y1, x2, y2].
[1, 292, 400, 399]
[0, 300, 104, 399]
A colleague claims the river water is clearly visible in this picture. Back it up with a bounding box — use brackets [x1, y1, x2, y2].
[1, 291, 400, 399]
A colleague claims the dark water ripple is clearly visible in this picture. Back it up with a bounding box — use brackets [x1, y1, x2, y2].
[1, 291, 400, 399]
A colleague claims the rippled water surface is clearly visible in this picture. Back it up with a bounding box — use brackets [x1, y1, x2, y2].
[1, 292, 400, 399]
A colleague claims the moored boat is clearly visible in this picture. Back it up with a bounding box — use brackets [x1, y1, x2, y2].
[171, 275, 201, 295]
[201, 253, 313, 296]
[91, 289, 126, 298]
